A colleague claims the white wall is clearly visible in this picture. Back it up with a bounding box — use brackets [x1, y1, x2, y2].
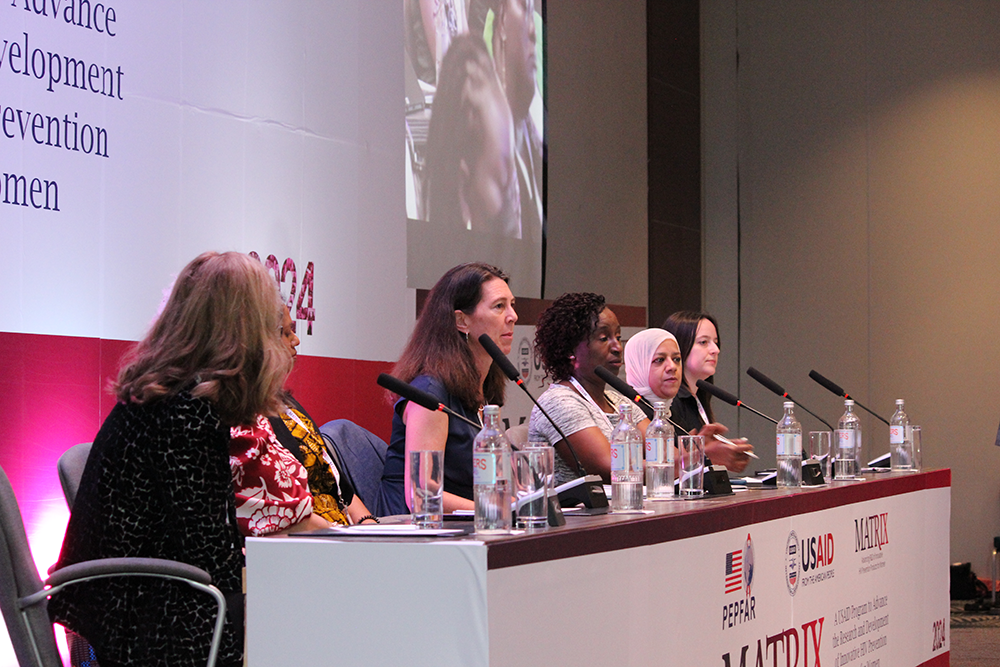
[703, 0, 1000, 575]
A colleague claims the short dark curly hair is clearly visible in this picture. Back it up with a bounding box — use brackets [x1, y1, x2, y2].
[534, 292, 607, 382]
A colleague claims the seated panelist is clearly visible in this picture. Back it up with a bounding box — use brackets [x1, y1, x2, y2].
[376, 262, 517, 516]
[49, 251, 289, 667]
[662, 311, 753, 472]
[528, 292, 649, 485]
[229, 306, 378, 535]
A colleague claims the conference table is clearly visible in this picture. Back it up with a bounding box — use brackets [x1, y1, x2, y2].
[246, 469, 950, 666]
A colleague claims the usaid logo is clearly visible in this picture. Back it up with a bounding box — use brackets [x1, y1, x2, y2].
[517, 337, 532, 382]
[787, 530, 836, 594]
[785, 531, 800, 595]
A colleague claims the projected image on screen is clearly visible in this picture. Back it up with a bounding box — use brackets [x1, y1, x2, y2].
[405, 0, 545, 298]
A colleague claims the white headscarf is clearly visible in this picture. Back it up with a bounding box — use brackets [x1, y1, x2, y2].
[624, 328, 679, 413]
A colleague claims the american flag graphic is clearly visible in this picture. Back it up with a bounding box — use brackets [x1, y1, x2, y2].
[725, 549, 743, 594]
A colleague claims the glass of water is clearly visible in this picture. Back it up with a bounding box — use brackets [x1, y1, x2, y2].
[409, 449, 444, 528]
[677, 435, 705, 498]
[512, 444, 554, 529]
[808, 431, 832, 481]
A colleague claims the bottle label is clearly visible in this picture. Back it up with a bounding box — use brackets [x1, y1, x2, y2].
[666, 435, 675, 465]
[836, 429, 858, 454]
[473, 452, 497, 484]
[610, 441, 626, 472]
[776, 433, 802, 456]
[645, 436, 665, 463]
[889, 425, 905, 444]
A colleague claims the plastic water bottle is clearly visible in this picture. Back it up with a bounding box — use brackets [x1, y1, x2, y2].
[610, 402, 643, 511]
[645, 401, 675, 500]
[889, 399, 913, 471]
[473, 405, 512, 533]
[835, 400, 861, 479]
[776, 401, 803, 487]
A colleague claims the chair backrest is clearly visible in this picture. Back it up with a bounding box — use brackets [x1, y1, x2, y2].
[57, 443, 92, 511]
[0, 466, 63, 667]
[505, 423, 530, 449]
[318, 420, 388, 510]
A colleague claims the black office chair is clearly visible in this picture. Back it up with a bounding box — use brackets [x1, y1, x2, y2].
[0, 465, 228, 667]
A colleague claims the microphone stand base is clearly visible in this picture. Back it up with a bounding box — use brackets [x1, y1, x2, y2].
[556, 475, 610, 513]
[703, 467, 734, 496]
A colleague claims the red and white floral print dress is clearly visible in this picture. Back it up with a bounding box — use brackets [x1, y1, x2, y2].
[229, 414, 313, 536]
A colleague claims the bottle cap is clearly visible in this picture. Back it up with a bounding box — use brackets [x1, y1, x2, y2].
[483, 405, 500, 417]
[653, 401, 667, 409]
[845, 399, 855, 406]
[895, 399, 904, 406]
[784, 401, 795, 409]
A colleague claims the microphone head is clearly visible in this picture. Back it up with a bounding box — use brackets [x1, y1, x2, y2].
[747, 366, 786, 397]
[808, 370, 846, 397]
[594, 366, 653, 419]
[695, 379, 740, 406]
[594, 366, 627, 392]
[376, 373, 440, 412]
[477, 333, 520, 382]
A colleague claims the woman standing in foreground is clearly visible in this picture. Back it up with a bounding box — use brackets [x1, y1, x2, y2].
[49, 251, 292, 667]
[376, 262, 517, 516]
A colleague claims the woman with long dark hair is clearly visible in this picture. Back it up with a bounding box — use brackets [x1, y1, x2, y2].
[663, 311, 754, 471]
[376, 262, 517, 516]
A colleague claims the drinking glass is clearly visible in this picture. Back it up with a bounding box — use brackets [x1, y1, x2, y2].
[409, 449, 444, 528]
[678, 435, 705, 498]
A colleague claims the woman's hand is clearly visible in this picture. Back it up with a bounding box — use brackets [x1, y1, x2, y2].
[695, 424, 755, 473]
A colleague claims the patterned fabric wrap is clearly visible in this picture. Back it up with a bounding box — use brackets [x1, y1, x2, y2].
[230, 415, 312, 536]
[278, 405, 351, 526]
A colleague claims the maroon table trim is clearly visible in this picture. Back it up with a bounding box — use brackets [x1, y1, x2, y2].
[486, 469, 950, 570]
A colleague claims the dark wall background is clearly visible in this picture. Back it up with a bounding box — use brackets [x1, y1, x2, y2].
[647, 1, 702, 327]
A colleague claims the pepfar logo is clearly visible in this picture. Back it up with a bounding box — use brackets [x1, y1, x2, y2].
[722, 534, 756, 630]
[725, 533, 754, 596]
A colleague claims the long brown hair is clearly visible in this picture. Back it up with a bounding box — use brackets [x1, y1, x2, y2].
[392, 262, 509, 411]
[662, 310, 721, 424]
[115, 251, 292, 426]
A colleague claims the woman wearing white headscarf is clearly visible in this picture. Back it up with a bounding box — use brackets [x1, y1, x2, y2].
[625, 328, 753, 472]
[624, 328, 683, 412]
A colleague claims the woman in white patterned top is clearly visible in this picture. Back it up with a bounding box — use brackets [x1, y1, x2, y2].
[528, 292, 648, 484]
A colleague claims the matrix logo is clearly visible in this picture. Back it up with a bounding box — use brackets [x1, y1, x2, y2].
[855, 513, 888, 552]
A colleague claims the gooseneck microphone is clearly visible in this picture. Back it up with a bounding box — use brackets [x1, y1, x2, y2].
[696, 379, 779, 425]
[593, 366, 654, 420]
[376, 373, 482, 430]
[476, 334, 609, 511]
[808, 370, 890, 426]
[477, 334, 587, 478]
[746, 367, 834, 431]
[594, 367, 756, 457]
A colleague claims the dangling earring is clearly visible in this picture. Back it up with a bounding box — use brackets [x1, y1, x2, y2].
[461, 331, 469, 342]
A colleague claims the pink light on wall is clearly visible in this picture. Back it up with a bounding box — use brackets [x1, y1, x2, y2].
[0, 331, 393, 663]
